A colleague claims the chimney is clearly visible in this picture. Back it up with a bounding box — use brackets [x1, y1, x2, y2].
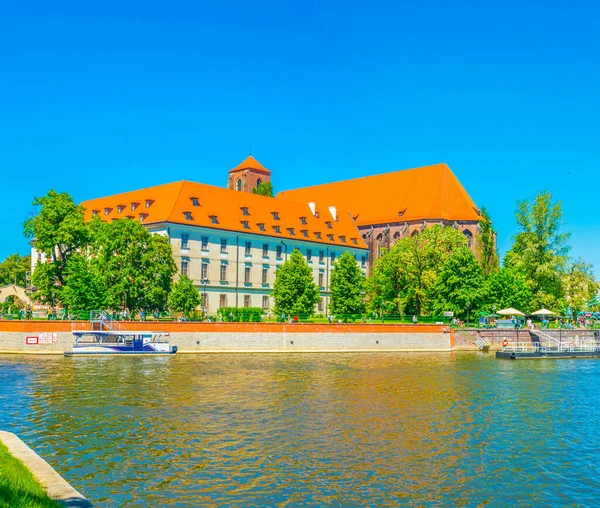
[308, 202, 317, 216]
[328, 206, 338, 221]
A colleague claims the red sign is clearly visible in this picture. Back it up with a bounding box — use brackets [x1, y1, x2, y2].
[25, 336, 38, 345]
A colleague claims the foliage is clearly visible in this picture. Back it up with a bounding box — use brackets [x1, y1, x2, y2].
[367, 225, 468, 315]
[91, 220, 177, 313]
[217, 307, 264, 322]
[330, 251, 365, 316]
[168, 275, 201, 316]
[476, 207, 499, 276]
[252, 181, 274, 197]
[0, 254, 31, 287]
[30, 261, 62, 305]
[61, 253, 107, 311]
[273, 249, 319, 315]
[432, 247, 484, 318]
[562, 258, 598, 313]
[484, 267, 533, 312]
[504, 191, 569, 309]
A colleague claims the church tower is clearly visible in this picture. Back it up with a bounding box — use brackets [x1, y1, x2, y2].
[228, 155, 271, 193]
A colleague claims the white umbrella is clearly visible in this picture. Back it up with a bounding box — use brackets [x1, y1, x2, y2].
[497, 307, 525, 316]
[531, 308, 555, 316]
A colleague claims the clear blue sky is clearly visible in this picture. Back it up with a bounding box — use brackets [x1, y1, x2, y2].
[1, 1, 598, 276]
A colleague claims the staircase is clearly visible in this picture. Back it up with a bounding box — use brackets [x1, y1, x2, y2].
[90, 311, 125, 332]
[531, 329, 560, 348]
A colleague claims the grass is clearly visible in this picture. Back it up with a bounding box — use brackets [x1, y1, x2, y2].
[0, 442, 60, 508]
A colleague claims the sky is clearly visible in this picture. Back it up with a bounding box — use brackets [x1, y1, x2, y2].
[1, 0, 599, 276]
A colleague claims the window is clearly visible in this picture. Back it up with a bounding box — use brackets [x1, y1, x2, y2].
[327, 234, 334, 241]
[245, 241, 251, 256]
[257, 223, 265, 231]
[131, 203, 139, 211]
[241, 207, 249, 216]
[181, 259, 189, 276]
[276, 245, 282, 258]
[236, 178, 242, 191]
[145, 199, 154, 208]
[262, 267, 268, 284]
[307, 249, 312, 262]
[181, 233, 189, 249]
[257, 178, 263, 187]
[288, 228, 295, 235]
[245, 266, 251, 284]
[340, 236, 346, 243]
[139, 213, 148, 222]
[117, 205, 125, 213]
[262, 243, 269, 257]
[184, 211, 193, 220]
[203, 294, 208, 311]
[300, 216, 307, 225]
[331, 252, 336, 263]
[318, 272, 324, 287]
[272, 211, 280, 220]
[201, 236, 209, 250]
[244, 295, 251, 307]
[273, 225, 281, 234]
[351, 237, 358, 245]
[220, 264, 227, 282]
[210, 215, 218, 224]
[220, 238, 227, 253]
[242, 221, 250, 229]
[191, 197, 200, 206]
[219, 294, 227, 308]
[361, 255, 366, 267]
[201, 262, 208, 280]
[318, 298, 324, 312]
[104, 207, 112, 216]
[463, 230, 473, 248]
[262, 295, 269, 310]
[301, 229, 308, 237]
[319, 251, 324, 263]
[325, 221, 332, 229]
[315, 232, 322, 239]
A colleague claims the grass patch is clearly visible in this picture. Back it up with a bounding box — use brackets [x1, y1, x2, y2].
[0, 441, 60, 508]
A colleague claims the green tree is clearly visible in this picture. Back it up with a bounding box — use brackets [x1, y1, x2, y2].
[330, 251, 365, 317]
[484, 267, 533, 312]
[476, 207, 499, 276]
[92, 219, 177, 312]
[252, 181, 274, 197]
[504, 191, 570, 309]
[61, 253, 107, 311]
[432, 247, 484, 318]
[0, 254, 31, 287]
[562, 258, 598, 313]
[168, 275, 201, 317]
[272, 248, 319, 315]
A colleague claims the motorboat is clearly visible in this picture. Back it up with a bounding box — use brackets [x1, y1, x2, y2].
[65, 330, 177, 356]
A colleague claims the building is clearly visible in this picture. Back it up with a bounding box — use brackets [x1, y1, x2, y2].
[278, 163, 482, 269]
[77, 175, 368, 314]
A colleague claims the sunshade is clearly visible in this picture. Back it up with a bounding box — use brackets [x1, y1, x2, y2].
[531, 308, 555, 316]
[497, 308, 525, 316]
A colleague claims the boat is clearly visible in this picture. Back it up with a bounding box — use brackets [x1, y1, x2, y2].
[65, 310, 177, 356]
[65, 330, 177, 356]
[496, 329, 600, 360]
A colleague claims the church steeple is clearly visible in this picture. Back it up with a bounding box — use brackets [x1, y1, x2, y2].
[228, 155, 271, 193]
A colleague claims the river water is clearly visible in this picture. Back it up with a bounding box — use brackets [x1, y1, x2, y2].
[1, 352, 599, 506]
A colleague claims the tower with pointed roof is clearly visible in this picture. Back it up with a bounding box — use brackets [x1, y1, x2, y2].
[228, 155, 271, 193]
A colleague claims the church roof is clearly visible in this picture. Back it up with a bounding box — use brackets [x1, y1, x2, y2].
[81, 181, 367, 250]
[229, 155, 271, 174]
[278, 163, 481, 225]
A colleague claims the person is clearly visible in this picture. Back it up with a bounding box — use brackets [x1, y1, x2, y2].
[413, 315, 418, 324]
[327, 314, 332, 324]
[527, 317, 533, 330]
[153, 309, 159, 320]
[140, 310, 146, 322]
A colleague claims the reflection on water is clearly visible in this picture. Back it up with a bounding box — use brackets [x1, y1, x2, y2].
[1, 353, 600, 505]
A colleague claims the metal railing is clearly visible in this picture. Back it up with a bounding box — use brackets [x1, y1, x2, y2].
[502, 341, 600, 353]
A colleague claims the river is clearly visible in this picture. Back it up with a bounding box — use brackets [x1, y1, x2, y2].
[1, 352, 599, 506]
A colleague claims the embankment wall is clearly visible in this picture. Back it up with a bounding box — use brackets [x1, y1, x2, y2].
[454, 328, 600, 350]
[0, 321, 453, 353]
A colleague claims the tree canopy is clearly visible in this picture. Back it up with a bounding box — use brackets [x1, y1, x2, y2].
[0, 254, 31, 287]
[168, 275, 201, 317]
[330, 251, 365, 316]
[252, 181, 274, 197]
[272, 249, 319, 315]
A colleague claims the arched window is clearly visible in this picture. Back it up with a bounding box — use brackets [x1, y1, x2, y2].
[411, 229, 419, 237]
[236, 178, 242, 191]
[256, 179, 262, 187]
[463, 229, 473, 248]
[393, 231, 400, 242]
[376, 233, 383, 257]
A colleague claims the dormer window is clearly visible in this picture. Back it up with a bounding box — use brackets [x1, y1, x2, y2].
[131, 202, 139, 211]
[126, 215, 135, 220]
[139, 213, 148, 222]
[340, 236, 346, 243]
[145, 199, 154, 209]
[242, 221, 250, 229]
[315, 232, 322, 239]
[117, 205, 125, 213]
[287, 228, 295, 235]
[327, 234, 334, 241]
[241, 207, 249, 216]
[300, 216, 307, 225]
[104, 207, 113, 216]
[209, 215, 218, 224]
[301, 229, 308, 237]
[398, 209, 406, 217]
[272, 211, 280, 220]
[257, 223, 265, 231]
[351, 237, 358, 245]
[325, 221, 332, 229]
[273, 225, 281, 234]
[191, 197, 200, 207]
[92, 210, 99, 217]
[183, 211, 193, 220]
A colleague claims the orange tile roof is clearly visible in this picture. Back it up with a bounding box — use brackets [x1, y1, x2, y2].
[277, 163, 481, 225]
[229, 155, 271, 174]
[81, 181, 367, 250]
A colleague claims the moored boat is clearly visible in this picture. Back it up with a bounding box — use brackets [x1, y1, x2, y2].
[65, 330, 177, 356]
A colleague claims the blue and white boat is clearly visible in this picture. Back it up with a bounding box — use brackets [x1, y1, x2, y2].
[66, 330, 177, 356]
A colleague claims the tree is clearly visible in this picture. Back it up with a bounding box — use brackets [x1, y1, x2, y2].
[330, 251, 365, 317]
[476, 207, 499, 276]
[432, 247, 484, 318]
[504, 191, 570, 309]
[61, 253, 107, 311]
[252, 181, 274, 197]
[168, 275, 201, 317]
[92, 219, 177, 313]
[0, 254, 31, 287]
[272, 249, 319, 315]
[562, 258, 598, 313]
[484, 267, 533, 312]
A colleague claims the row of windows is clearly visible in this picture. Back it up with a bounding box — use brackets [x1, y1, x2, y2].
[211, 294, 326, 311]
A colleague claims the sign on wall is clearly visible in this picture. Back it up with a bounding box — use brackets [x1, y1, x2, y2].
[25, 336, 38, 345]
[25, 333, 58, 345]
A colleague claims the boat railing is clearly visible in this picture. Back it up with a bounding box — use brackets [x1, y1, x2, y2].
[502, 341, 600, 353]
[90, 311, 125, 332]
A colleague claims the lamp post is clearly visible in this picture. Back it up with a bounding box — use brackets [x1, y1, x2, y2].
[466, 302, 471, 327]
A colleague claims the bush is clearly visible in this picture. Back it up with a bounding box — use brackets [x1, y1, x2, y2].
[217, 307, 264, 322]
